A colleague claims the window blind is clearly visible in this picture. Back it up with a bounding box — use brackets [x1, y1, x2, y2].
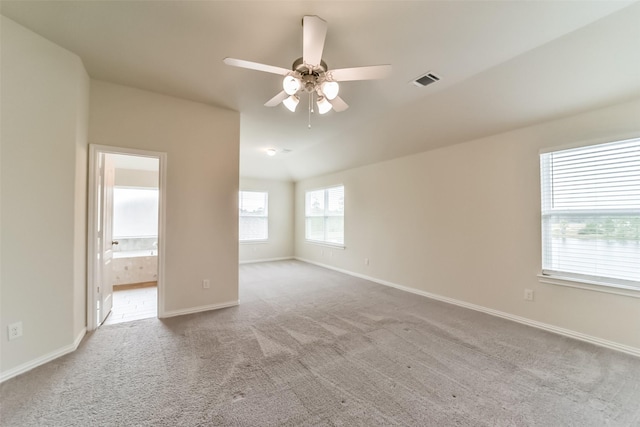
[239, 191, 268, 241]
[540, 138, 640, 288]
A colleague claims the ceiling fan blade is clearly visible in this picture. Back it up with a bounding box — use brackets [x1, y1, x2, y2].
[328, 65, 392, 82]
[264, 91, 288, 107]
[329, 96, 349, 112]
[303, 16, 327, 67]
[223, 58, 290, 76]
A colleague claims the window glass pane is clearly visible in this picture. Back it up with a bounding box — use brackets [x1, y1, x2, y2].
[305, 217, 325, 241]
[545, 140, 640, 210]
[325, 215, 344, 244]
[305, 190, 325, 216]
[239, 191, 268, 241]
[327, 186, 344, 215]
[239, 217, 268, 241]
[113, 188, 159, 238]
[543, 214, 640, 283]
[239, 191, 268, 216]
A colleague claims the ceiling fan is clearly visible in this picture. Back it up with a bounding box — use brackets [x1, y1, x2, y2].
[223, 15, 391, 119]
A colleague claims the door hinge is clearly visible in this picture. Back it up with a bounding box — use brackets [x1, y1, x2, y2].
[97, 286, 100, 294]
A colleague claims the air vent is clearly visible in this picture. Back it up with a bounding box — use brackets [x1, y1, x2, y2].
[412, 72, 441, 87]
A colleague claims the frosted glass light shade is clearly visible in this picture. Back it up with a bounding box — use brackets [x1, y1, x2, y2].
[321, 81, 339, 100]
[317, 96, 333, 114]
[283, 76, 301, 95]
[283, 95, 299, 112]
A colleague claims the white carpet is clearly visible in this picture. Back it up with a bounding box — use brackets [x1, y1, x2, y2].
[1, 260, 639, 426]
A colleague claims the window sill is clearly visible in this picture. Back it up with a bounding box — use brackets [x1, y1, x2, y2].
[240, 240, 268, 245]
[537, 274, 640, 299]
[305, 240, 345, 250]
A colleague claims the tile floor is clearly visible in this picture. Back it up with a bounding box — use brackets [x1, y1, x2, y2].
[103, 285, 157, 325]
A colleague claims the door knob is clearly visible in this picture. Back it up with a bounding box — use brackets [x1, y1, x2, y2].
[112, 240, 119, 245]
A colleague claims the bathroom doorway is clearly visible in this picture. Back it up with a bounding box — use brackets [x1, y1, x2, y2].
[88, 145, 167, 330]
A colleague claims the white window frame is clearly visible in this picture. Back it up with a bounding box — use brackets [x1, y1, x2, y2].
[539, 137, 640, 295]
[239, 191, 268, 242]
[305, 185, 345, 247]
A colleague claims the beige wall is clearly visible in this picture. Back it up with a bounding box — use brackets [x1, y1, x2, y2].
[295, 98, 640, 352]
[89, 80, 240, 315]
[239, 178, 294, 263]
[1, 16, 240, 379]
[1, 16, 90, 376]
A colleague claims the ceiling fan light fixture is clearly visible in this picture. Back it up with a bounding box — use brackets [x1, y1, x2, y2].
[321, 81, 339, 100]
[266, 148, 277, 156]
[283, 75, 301, 95]
[224, 16, 391, 120]
[317, 96, 332, 114]
[283, 95, 300, 112]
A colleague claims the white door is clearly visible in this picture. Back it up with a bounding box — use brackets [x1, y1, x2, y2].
[97, 153, 116, 326]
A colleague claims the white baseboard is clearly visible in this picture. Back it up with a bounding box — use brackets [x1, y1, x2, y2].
[239, 256, 294, 265]
[1, 327, 87, 384]
[295, 257, 640, 358]
[161, 300, 239, 318]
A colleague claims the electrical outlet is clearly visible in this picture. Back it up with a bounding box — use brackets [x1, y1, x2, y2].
[203, 279, 210, 289]
[8, 322, 23, 340]
[364, 258, 369, 266]
[524, 289, 534, 301]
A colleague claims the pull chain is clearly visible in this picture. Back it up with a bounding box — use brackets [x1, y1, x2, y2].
[308, 92, 312, 129]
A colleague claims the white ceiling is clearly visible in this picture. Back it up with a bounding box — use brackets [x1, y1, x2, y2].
[2, 1, 639, 181]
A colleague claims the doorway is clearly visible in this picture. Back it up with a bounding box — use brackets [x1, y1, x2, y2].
[88, 145, 167, 331]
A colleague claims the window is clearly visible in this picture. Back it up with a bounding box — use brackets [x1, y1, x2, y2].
[239, 191, 268, 241]
[305, 185, 344, 245]
[113, 187, 159, 238]
[540, 138, 640, 289]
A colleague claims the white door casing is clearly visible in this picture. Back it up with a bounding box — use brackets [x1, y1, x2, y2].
[87, 144, 167, 331]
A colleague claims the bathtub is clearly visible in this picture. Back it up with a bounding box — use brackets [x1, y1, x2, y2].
[111, 251, 158, 286]
[113, 250, 156, 259]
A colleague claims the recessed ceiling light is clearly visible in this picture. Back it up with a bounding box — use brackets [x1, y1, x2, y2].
[266, 148, 277, 156]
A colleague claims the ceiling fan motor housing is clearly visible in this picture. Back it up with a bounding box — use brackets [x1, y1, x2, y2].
[292, 57, 330, 93]
[292, 57, 327, 74]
